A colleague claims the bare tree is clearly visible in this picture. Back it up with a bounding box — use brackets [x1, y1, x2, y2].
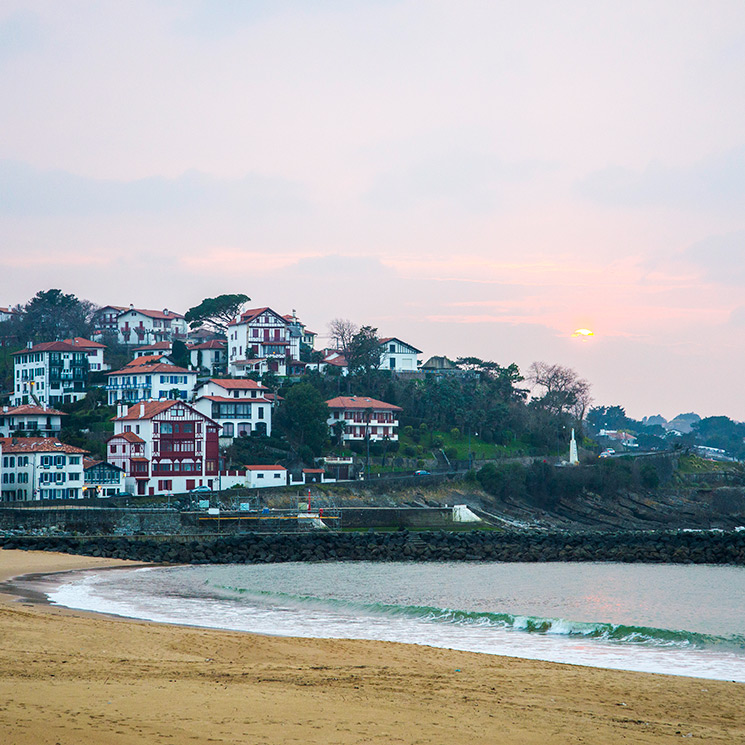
[327, 318, 358, 357]
[527, 361, 592, 420]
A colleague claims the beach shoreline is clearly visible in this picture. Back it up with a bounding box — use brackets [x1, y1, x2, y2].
[1, 548, 743, 744]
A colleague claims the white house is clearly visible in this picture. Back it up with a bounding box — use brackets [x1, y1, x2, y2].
[12, 341, 90, 407]
[64, 337, 109, 371]
[189, 340, 227, 374]
[325, 396, 402, 443]
[105, 361, 196, 405]
[0, 306, 20, 323]
[0, 437, 87, 501]
[0, 404, 65, 437]
[133, 341, 173, 358]
[107, 400, 220, 496]
[192, 378, 273, 439]
[244, 465, 288, 488]
[378, 337, 421, 372]
[227, 307, 300, 376]
[113, 306, 188, 346]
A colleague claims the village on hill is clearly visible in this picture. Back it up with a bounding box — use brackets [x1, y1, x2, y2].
[1, 290, 743, 511]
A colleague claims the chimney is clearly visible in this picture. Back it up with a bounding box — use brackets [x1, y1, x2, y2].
[117, 403, 128, 418]
[129, 303, 134, 311]
[26, 341, 33, 349]
[139, 402, 145, 418]
[163, 308, 169, 316]
[2, 405, 7, 413]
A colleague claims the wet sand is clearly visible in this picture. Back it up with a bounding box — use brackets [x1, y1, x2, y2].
[1, 548, 743, 744]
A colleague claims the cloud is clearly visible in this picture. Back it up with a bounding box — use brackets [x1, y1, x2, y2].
[681, 231, 745, 285]
[0, 160, 307, 217]
[366, 152, 548, 212]
[575, 147, 745, 209]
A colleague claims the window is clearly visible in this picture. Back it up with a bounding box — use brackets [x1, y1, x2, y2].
[257, 473, 264, 479]
[274, 473, 281, 479]
[160, 422, 173, 434]
[182, 422, 193, 433]
[258, 407, 264, 419]
[222, 423, 234, 437]
[124, 425, 131, 432]
[110, 445, 117, 454]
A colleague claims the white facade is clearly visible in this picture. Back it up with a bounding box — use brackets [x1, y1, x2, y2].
[0, 438, 87, 501]
[115, 307, 188, 346]
[189, 340, 227, 374]
[244, 465, 288, 488]
[227, 307, 300, 375]
[64, 337, 109, 371]
[106, 363, 196, 405]
[0, 405, 65, 437]
[12, 342, 89, 406]
[193, 378, 273, 439]
[378, 337, 421, 372]
[326, 396, 402, 442]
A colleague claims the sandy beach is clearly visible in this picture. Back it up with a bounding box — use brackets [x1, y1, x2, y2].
[0, 549, 743, 744]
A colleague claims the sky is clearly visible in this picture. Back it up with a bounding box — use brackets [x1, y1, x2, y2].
[2, 0, 745, 420]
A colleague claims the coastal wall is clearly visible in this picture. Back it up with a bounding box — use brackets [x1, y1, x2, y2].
[2, 529, 745, 566]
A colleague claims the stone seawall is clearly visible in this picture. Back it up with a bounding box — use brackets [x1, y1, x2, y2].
[2, 530, 745, 566]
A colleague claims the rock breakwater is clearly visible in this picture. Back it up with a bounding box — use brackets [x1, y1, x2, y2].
[3, 529, 745, 566]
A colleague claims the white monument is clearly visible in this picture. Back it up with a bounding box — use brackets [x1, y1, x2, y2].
[569, 428, 579, 465]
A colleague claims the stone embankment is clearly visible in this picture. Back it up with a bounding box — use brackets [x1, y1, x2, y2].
[2, 529, 745, 566]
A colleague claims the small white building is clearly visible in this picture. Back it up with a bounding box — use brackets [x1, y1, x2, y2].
[133, 341, 173, 358]
[378, 337, 421, 372]
[114, 306, 188, 346]
[244, 465, 288, 488]
[106, 361, 196, 405]
[193, 378, 273, 439]
[83, 457, 126, 497]
[0, 437, 87, 501]
[0, 404, 65, 437]
[326, 396, 402, 443]
[189, 340, 227, 374]
[64, 337, 109, 371]
[12, 341, 90, 406]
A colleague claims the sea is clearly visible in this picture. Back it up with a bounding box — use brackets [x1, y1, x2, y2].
[44, 560, 745, 682]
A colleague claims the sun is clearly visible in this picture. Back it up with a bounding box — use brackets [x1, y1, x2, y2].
[571, 328, 594, 338]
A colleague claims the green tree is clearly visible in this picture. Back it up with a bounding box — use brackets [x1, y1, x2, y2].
[171, 339, 190, 368]
[185, 293, 250, 333]
[274, 383, 329, 458]
[22, 289, 97, 342]
[346, 325, 381, 376]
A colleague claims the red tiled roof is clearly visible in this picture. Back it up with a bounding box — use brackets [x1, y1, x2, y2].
[134, 341, 172, 351]
[207, 378, 266, 390]
[12, 341, 80, 355]
[113, 401, 175, 420]
[63, 337, 107, 349]
[108, 431, 145, 443]
[113, 400, 216, 423]
[302, 468, 324, 473]
[325, 396, 402, 412]
[245, 465, 287, 471]
[0, 437, 87, 454]
[0, 307, 20, 314]
[1, 405, 66, 416]
[188, 340, 226, 350]
[323, 355, 348, 367]
[108, 363, 192, 375]
[124, 354, 170, 366]
[229, 307, 288, 326]
[120, 308, 185, 320]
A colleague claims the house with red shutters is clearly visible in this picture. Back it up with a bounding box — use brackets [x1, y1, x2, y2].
[325, 396, 402, 443]
[227, 307, 302, 377]
[63, 337, 109, 371]
[108, 400, 219, 496]
[188, 339, 227, 375]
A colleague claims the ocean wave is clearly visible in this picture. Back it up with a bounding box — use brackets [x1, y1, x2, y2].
[207, 581, 745, 652]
